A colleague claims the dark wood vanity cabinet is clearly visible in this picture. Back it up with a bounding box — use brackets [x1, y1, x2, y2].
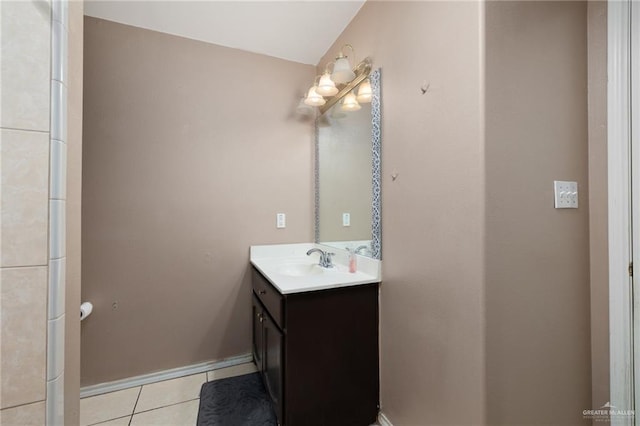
[251, 267, 379, 426]
[252, 294, 284, 420]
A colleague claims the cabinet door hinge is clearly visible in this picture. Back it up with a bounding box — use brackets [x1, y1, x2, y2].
[630, 262, 634, 277]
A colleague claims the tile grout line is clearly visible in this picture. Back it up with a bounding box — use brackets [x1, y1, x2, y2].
[131, 374, 206, 415]
[87, 414, 131, 426]
[0, 399, 47, 411]
[130, 397, 201, 416]
[0, 126, 49, 134]
[129, 386, 143, 425]
[0, 264, 48, 270]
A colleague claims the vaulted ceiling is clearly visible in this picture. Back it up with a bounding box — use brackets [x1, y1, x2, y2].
[84, 1, 366, 65]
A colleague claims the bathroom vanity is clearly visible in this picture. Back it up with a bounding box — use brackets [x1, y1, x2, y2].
[250, 243, 381, 426]
[249, 66, 383, 425]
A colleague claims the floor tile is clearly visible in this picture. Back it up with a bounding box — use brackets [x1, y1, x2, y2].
[0, 401, 45, 425]
[134, 373, 206, 413]
[207, 362, 257, 382]
[130, 400, 199, 426]
[94, 416, 131, 426]
[80, 387, 140, 426]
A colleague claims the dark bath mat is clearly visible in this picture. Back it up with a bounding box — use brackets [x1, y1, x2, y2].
[197, 372, 277, 426]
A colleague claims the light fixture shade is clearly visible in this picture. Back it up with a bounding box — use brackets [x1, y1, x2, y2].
[295, 97, 314, 119]
[341, 92, 361, 111]
[316, 72, 338, 96]
[356, 79, 372, 103]
[304, 86, 326, 106]
[331, 57, 356, 84]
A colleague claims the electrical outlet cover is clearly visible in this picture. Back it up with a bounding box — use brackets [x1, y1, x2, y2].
[342, 213, 351, 227]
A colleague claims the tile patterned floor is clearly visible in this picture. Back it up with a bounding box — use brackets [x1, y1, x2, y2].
[80, 362, 258, 426]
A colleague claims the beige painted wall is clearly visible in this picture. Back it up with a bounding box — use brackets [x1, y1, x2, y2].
[319, 2, 487, 424]
[81, 1, 599, 421]
[320, 1, 593, 424]
[81, 17, 315, 385]
[485, 2, 591, 424]
[587, 0, 609, 413]
[66, 0, 84, 423]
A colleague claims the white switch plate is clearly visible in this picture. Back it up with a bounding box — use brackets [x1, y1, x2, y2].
[554, 181, 578, 208]
[342, 213, 351, 227]
[276, 213, 286, 228]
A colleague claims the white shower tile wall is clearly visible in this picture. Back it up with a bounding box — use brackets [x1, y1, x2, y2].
[0, 0, 67, 423]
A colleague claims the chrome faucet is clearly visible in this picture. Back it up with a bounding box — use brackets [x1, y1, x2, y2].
[306, 248, 335, 268]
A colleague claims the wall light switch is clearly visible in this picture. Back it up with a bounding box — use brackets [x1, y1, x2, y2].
[342, 213, 351, 227]
[554, 181, 578, 209]
[276, 213, 286, 228]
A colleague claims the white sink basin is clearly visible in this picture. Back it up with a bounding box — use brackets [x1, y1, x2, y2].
[275, 263, 324, 277]
[250, 243, 381, 294]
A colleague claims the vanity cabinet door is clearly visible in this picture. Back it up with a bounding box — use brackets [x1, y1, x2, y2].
[252, 295, 264, 373]
[262, 311, 284, 423]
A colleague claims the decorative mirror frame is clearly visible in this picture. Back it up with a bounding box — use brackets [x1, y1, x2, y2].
[314, 68, 382, 259]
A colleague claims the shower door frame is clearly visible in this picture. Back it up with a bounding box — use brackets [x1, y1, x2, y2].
[609, 1, 640, 424]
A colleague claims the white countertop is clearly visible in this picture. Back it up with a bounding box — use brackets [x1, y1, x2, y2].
[250, 243, 381, 295]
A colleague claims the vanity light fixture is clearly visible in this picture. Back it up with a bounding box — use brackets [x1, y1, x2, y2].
[356, 78, 372, 103]
[316, 64, 339, 97]
[302, 47, 372, 114]
[341, 91, 361, 111]
[331, 44, 357, 84]
[304, 76, 326, 106]
[295, 96, 315, 119]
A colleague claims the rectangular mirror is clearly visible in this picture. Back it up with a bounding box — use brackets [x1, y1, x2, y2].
[315, 68, 381, 259]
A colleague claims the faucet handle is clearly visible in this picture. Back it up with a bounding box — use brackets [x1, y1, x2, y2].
[355, 245, 369, 255]
[324, 252, 335, 267]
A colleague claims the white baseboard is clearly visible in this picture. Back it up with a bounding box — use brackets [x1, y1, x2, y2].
[80, 353, 253, 398]
[378, 411, 394, 426]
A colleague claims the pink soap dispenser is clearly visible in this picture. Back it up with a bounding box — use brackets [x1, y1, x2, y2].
[347, 248, 357, 273]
